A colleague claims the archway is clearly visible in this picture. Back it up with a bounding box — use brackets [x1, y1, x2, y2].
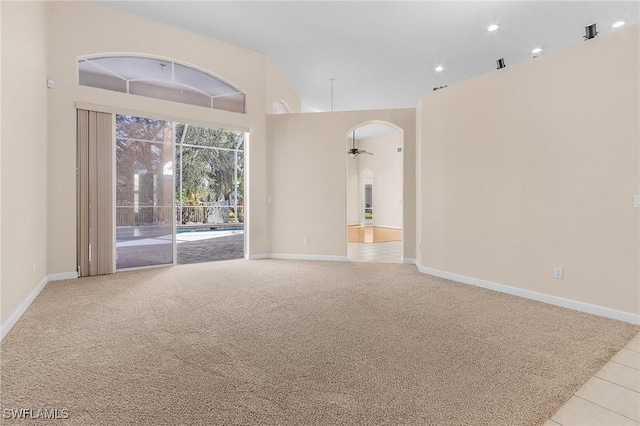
[272, 100, 291, 114]
[346, 122, 403, 263]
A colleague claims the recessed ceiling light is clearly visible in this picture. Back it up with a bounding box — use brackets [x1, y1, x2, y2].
[612, 21, 625, 28]
[532, 47, 542, 54]
[435, 65, 444, 72]
[488, 24, 499, 32]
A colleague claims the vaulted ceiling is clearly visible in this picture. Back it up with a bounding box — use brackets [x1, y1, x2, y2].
[99, 1, 639, 112]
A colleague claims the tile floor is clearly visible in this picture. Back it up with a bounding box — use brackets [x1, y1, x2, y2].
[347, 241, 402, 263]
[545, 331, 640, 426]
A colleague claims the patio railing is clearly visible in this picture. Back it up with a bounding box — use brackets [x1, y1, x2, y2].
[116, 206, 172, 227]
[115, 204, 244, 227]
[177, 203, 244, 225]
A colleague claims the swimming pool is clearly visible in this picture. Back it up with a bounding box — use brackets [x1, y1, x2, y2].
[177, 224, 244, 233]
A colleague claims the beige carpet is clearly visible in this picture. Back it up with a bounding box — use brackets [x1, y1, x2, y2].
[1, 260, 637, 425]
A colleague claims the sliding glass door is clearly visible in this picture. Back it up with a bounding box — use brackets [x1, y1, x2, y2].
[174, 124, 245, 264]
[115, 115, 174, 269]
[111, 113, 246, 270]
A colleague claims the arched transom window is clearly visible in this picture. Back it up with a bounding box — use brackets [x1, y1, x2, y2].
[78, 55, 245, 114]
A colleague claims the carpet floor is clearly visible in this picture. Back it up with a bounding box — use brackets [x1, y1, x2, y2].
[1, 260, 637, 425]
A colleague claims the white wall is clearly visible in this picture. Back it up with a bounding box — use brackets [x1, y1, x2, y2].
[266, 109, 415, 259]
[417, 24, 640, 316]
[346, 153, 359, 225]
[358, 131, 403, 228]
[1, 1, 49, 325]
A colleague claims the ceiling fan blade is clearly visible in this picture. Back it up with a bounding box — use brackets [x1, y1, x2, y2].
[360, 150, 374, 155]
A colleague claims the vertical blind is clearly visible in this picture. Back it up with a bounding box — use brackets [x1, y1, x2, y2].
[77, 109, 114, 276]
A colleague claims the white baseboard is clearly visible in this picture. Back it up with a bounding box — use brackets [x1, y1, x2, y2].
[1, 276, 48, 341]
[246, 253, 269, 260]
[1, 271, 79, 342]
[48, 271, 79, 281]
[416, 263, 640, 325]
[263, 253, 348, 262]
[402, 258, 416, 265]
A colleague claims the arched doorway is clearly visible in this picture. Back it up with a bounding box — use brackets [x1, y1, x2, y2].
[346, 122, 403, 263]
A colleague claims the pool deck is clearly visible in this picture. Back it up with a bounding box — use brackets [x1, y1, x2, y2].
[116, 230, 244, 269]
[177, 233, 244, 264]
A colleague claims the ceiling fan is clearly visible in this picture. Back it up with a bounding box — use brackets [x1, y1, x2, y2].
[348, 130, 373, 159]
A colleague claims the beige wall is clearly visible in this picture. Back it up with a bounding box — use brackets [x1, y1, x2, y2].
[415, 101, 423, 266]
[0, 0, 3, 323]
[266, 59, 301, 114]
[266, 109, 415, 259]
[358, 131, 403, 228]
[45, 1, 300, 274]
[1, 1, 49, 324]
[417, 25, 640, 315]
[347, 151, 359, 225]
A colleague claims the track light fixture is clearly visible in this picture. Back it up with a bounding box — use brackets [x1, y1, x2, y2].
[496, 58, 506, 69]
[584, 23, 597, 40]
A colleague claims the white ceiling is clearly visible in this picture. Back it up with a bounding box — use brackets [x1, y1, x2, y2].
[98, 1, 638, 113]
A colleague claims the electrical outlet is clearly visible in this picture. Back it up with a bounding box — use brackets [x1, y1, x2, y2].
[553, 267, 564, 279]
[303, 237, 309, 245]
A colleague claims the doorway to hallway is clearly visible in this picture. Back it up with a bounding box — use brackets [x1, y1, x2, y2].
[346, 122, 403, 263]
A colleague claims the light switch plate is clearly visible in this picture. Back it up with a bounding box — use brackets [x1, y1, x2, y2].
[635, 195, 640, 208]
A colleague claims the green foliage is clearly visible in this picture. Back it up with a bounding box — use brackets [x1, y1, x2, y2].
[175, 123, 244, 206]
[115, 115, 245, 226]
[115, 115, 172, 214]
